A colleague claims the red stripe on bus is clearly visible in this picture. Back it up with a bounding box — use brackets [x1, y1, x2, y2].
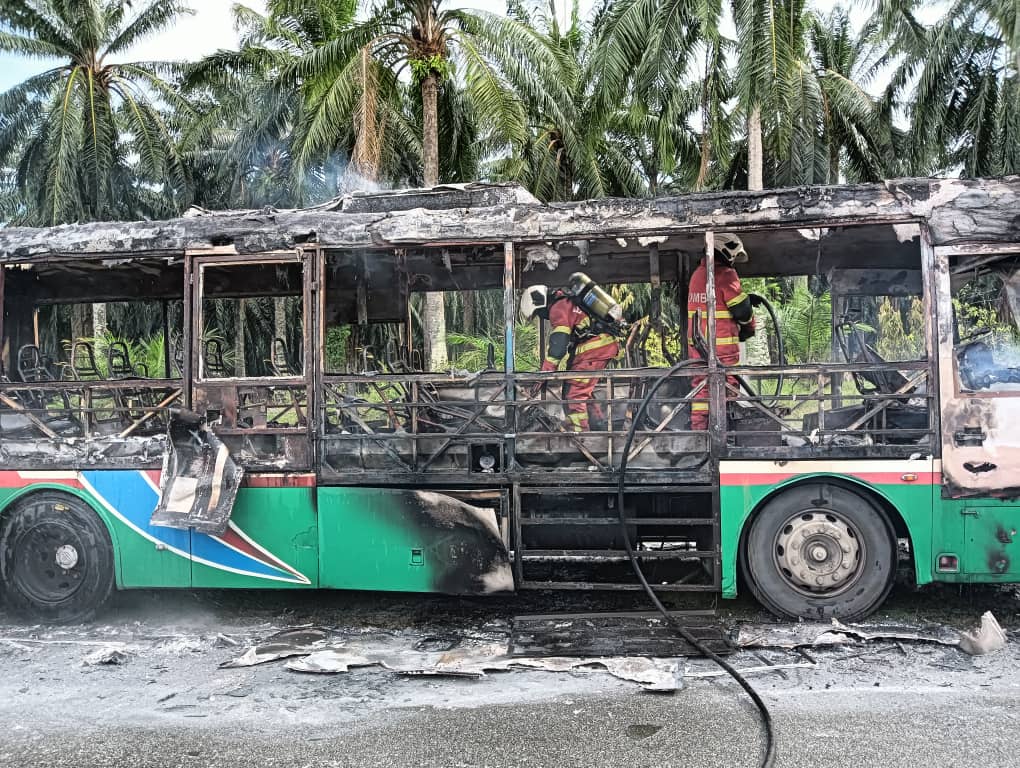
[214, 527, 290, 574]
[242, 474, 317, 488]
[721, 471, 941, 487]
[0, 471, 82, 489]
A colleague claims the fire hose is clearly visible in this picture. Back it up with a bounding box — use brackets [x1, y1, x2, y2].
[616, 358, 777, 768]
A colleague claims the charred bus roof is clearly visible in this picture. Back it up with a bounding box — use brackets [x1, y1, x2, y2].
[1, 176, 1018, 311]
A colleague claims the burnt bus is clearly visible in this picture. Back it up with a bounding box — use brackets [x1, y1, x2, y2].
[1, 178, 1019, 623]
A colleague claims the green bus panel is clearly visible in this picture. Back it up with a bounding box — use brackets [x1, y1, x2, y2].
[317, 487, 438, 592]
[190, 487, 319, 589]
[932, 499, 1020, 582]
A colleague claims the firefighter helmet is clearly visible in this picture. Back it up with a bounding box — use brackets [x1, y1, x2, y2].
[520, 285, 549, 321]
[715, 232, 748, 264]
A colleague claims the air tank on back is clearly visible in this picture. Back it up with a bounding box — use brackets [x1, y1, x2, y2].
[567, 272, 623, 324]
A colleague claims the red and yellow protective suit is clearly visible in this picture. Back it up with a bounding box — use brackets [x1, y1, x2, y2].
[541, 295, 619, 431]
[687, 260, 755, 430]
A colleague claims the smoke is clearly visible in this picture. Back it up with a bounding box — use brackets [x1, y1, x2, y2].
[309, 153, 398, 202]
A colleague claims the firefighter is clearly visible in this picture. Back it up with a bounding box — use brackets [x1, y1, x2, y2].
[687, 233, 756, 430]
[520, 277, 621, 431]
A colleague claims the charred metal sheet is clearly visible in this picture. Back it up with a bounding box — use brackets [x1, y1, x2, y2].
[411, 491, 513, 594]
[0, 435, 166, 470]
[150, 410, 243, 535]
[226, 626, 684, 690]
[220, 627, 330, 668]
[2, 177, 1019, 261]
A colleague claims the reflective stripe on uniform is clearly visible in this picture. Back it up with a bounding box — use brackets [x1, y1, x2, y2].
[725, 292, 749, 307]
[691, 402, 710, 411]
[551, 325, 572, 335]
[574, 334, 618, 354]
[567, 412, 588, 430]
[687, 336, 741, 346]
[687, 309, 733, 320]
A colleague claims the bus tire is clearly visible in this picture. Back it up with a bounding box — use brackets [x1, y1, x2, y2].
[741, 482, 895, 622]
[0, 493, 115, 624]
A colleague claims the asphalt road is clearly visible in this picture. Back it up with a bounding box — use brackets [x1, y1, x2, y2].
[3, 686, 1019, 768]
[1, 586, 1019, 768]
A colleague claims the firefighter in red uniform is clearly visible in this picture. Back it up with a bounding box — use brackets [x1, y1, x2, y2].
[687, 233, 756, 430]
[520, 276, 621, 431]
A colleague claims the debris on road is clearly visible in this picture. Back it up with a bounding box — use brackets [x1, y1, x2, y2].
[83, 647, 131, 666]
[958, 612, 1006, 656]
[738, 619, 959, 650]
[232, 627, 683, 690]
[219, 627, 329, 668]
[285, 650, 376, 674]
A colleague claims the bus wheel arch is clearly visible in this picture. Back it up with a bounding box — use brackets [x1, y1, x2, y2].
[738, 478, 903, 622]
[0, 489, 116, 623]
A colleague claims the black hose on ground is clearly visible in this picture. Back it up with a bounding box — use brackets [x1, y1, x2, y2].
[616, 359, 777, 768]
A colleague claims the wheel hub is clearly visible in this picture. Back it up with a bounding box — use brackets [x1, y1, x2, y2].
[55, 544, 79, 570]
[775, 511, 862, 594]
[12, 521, 87, 604]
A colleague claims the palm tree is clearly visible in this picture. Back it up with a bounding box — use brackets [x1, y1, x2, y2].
[591, 0, 733, 193]
[887, 0, 1019, 176]
[0, 0, 192, 225]
[289, 0, 571, 370]
[775, 7, 892, 185]
[182, 0, 394, 208]
[732, 5, 882, 190]
[487, 0, 651, 201]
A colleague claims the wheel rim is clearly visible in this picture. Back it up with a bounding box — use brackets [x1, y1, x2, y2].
[773, 508, 864, 597]
[10, 515, 88, 605]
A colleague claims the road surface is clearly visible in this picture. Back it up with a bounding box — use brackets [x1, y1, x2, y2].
[0, 586, 1017, 767]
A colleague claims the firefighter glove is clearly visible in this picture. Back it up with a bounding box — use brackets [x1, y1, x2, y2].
[738, 323, 755, 342]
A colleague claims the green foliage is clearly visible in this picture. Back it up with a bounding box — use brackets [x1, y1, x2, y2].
[325, 325, 352, 373]
[409, 55, 451, 83]
[0, 0, 193, 225]
[953, 273, 1019, 351]
[448, 324, 539, 372]
[777, 286, 833, 363]
[874, 297, 926, 361]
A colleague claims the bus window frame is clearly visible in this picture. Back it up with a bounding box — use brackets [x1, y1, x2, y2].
[934, 243, 1020, 400]
[191, 251, 309, 384]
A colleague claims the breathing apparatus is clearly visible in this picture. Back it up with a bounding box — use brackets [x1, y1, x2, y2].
[520, 273, 628, 337]
[565, 272, 627, 337]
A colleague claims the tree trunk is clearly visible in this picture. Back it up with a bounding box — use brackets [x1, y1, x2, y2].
[696, 57, 713, 191]
[273, 297, 287, 369]
[420, 71, 447, 371]
[234, 299, 246, 377]
[696, 129, 712, 191]
[71, 305, 92, 344]
[828, 139, 840, 185]
[348, 46, 382, 191]
[422, 291, 447, 372]
[92, 303, 108, 370]
[463, 290, 476, 334]
[747, 104, 764, 191]
[421, 73, 440, 189]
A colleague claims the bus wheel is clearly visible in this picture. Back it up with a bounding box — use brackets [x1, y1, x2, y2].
[742, 483, 895, 622]
[0, 493, 115, 624]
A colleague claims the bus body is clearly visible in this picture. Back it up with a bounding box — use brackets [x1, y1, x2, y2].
[1, 177, 1019, 622]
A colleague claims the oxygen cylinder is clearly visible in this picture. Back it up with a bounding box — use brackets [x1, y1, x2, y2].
[567, 272, 623, 323]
